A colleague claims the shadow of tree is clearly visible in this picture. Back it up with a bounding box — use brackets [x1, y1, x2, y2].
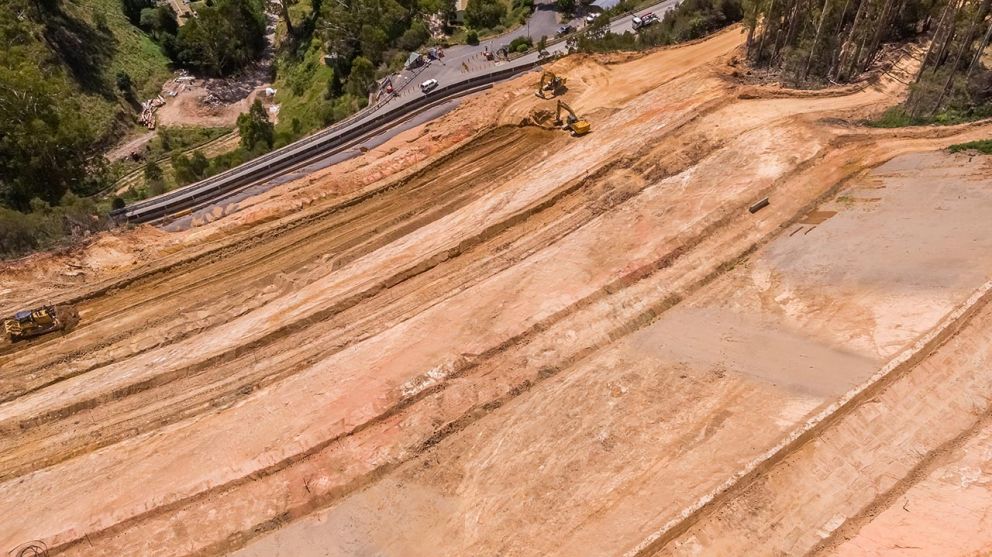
[41, 6, 118, 96]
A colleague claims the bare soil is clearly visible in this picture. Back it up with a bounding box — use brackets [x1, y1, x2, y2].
[3, 26, 992, 557]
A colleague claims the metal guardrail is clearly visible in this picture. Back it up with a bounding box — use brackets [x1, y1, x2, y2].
[114, 59, 542, 224]
[112, 1, 672, 224]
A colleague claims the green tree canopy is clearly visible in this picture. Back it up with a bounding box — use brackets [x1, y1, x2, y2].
[465, 0, 506, 29]
[346, 55, 376, 98]
[0, 58, 95, 210]
[237, 99, 275, 151]
[175, 0, 266, 76]
[123, 0, 155, 24]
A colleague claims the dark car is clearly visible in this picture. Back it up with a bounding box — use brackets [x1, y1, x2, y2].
[556, 25, 575, 37]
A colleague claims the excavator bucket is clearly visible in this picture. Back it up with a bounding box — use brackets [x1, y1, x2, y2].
[554, 100, 590, 136]
[536, 72, 567, 99]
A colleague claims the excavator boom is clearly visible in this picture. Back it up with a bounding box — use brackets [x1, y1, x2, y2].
[535, 71, 567, 99]
[554, 100, 590, 136]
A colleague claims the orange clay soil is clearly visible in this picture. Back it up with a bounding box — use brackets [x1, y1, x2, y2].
[3, 26, 992, 556]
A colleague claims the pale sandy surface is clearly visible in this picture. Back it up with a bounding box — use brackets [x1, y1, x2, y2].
[2, 27, 992, 557]
[829, 423, 992, 556]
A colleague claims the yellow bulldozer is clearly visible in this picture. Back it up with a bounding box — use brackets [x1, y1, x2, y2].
[555, 100, 590, 136]
[3, 305, 79, 342]
[535, 71, 567, 99]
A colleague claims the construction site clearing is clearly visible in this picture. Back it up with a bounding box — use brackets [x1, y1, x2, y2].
[3, 25, 992, 557]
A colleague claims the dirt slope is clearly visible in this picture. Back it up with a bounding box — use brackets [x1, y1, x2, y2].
[2, 26, 992, 557]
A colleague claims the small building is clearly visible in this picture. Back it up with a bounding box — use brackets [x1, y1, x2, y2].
[405, 51, 425, 70]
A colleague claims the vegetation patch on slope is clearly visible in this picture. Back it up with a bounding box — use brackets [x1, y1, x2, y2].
[948, 138, 992, 153]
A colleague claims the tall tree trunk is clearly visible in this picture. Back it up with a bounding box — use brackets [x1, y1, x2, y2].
[920, 0, 956, 74]
[828, 0, 855, 78]
[861, 0, 896, 71]
[755, 0, 778, 64]
[771, 0, 796, 63]
[931, 0, 988, 114]
[835, 0, 867, 80]
[804, 0, 831, 79]
[931, 0, 964, 75]
[780, 0, 806, 64]
[746, 0, 761, 59]
[966, 16, 992, 80]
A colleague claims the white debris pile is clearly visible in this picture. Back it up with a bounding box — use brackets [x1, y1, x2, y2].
[139, 95, 166, 129]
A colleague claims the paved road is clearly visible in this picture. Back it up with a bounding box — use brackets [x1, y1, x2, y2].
[119, 0, 681, 223]
[390, 0, 681, 102]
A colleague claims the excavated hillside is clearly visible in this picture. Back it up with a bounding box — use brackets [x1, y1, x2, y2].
[2, 26, 992, 556]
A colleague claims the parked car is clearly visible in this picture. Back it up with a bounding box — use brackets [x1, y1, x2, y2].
[585, 12, 601, 24]
[556, 25, 575, 36]
[420, 78, 439, 94]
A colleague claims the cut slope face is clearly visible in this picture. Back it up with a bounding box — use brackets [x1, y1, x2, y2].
[2, 27, 992, 557]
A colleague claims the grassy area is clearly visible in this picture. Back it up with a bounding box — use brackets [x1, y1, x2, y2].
[948, 139, 992, 154]
[16, 0, 174, 145]
[113, 126, 235, 200]
[149, 126, 233, 159]
[111, 125, 233, 185]
[272, 39, 367, 140]
[0, 195, 113, 259]
[866, 105, 992, 128]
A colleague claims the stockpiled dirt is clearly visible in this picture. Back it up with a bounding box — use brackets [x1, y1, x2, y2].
[3, 26, 992, 556]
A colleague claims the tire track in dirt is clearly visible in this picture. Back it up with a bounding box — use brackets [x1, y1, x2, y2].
[0, 126, 537, 363]
[0, 85, 743, 482]
[0, 128, 556, 402]
[44, 109, 857, 557]
[1, 73, 738, 436]
[0, 159, 654, 481]
[626, 274, 992, 557]
[810, 406, 992, 555]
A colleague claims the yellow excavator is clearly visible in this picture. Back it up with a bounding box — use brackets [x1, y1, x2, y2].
[555, 100, 590, 136]
[3, 305, 79, 342]
[535, 71, 567, 99]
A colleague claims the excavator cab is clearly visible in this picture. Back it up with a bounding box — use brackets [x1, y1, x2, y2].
[554, 100, 590, 136]
[535, 71, 567, 99]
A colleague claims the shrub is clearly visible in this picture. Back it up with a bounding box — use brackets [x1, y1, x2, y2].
[346, 56, 376, 98]
[508, 36, 532, 52]
[398, 21, 430, 51]
[949, 139, 992, 154]
[0, 207, 42, 257]
[466, 30, 479, 45]
[237, 99, 275, 151]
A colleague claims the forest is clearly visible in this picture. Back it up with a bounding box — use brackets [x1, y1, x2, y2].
[743, 0, 992, 120]
[4, 0, 992, 257]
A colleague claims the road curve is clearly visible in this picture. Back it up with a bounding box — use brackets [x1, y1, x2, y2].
[115, 0, 680, 225]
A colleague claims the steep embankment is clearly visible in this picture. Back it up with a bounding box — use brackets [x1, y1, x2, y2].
[2, 27, 992, 557]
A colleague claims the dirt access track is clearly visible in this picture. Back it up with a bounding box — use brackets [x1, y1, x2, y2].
[3, 26, 992, 556]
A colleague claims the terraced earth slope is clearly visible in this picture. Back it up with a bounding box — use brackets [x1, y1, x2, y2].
[2, 26, 992, 556]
